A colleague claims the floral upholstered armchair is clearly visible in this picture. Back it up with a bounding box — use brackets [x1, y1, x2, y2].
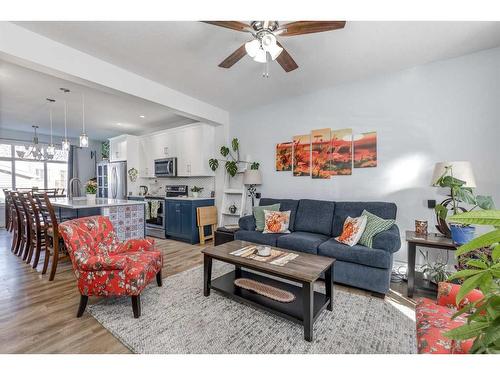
[59, 216, 163, 318]
[415, 282, 483, 354]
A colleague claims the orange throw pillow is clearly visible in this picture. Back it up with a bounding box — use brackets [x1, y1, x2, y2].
[335, 216, 367, 247]
[263, 210, 291, 234]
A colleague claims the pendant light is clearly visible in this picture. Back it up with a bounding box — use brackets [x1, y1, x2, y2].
[60, 88, 71, 151]
[46, 98, 56, 158]
[79, 93, 89, 148]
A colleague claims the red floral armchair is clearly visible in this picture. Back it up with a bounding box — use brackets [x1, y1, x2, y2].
[416, 282, 483, 354]
[59, 216, 163, 318]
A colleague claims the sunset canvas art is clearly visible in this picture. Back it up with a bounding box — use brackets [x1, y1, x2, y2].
[292, 134, 311, 176]
[311, 128, 332, 179]
[275, 142, 293, 171]
[330, 128, 353, 175]
[354, 132, 377, 168]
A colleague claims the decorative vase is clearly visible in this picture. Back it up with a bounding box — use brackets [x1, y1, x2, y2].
[450, 225, 475, 245]
[86, 193, 97, 201]
[228, 204, 237, 214]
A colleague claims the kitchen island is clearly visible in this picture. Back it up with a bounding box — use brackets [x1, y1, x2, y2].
[50, 197, 146, 241]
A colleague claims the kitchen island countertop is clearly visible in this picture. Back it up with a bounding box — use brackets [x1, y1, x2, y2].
[50, 197, 146, 209]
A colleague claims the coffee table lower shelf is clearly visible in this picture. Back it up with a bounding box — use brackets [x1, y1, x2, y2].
[209, 269, 330, 341]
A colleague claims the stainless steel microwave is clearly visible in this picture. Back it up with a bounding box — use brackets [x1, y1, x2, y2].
[154, 157, 177, 177]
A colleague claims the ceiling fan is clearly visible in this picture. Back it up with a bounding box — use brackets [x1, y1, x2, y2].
[202, 21, 346, 73]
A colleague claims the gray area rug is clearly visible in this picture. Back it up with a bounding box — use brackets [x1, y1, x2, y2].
[88, 262, 417, 354]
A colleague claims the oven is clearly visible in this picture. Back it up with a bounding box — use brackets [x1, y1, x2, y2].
[145, 197, 166, 238]
[154, 158, 177, 177]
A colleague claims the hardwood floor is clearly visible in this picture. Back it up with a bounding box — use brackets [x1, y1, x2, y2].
[0, 228, 420, 353]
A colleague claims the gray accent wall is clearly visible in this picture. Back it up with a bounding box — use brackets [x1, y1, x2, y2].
[230, 46, 500, 264]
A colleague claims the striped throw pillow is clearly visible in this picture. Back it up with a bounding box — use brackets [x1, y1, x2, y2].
[358, 210, 395, 248]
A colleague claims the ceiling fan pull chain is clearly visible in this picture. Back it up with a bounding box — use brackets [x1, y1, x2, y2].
[263, 53, 270, 78]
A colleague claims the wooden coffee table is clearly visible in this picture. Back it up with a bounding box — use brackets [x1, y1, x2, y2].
[202, 240, 335, 342]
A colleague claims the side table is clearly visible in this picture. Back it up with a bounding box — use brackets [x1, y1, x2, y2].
[406, 230, 457, 298]
[214, 227, 238, 246]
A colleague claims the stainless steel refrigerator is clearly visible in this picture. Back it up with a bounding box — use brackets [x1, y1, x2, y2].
[97, 161, 127, 199]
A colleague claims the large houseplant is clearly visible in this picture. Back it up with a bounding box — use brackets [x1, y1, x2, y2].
[443, 210, 500, 353]
[208, 138, 259, 177]
[434, 165, 493, 244]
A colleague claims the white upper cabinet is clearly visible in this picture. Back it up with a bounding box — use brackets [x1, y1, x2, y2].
[135, 123, 215, 178]
[109, 135, 128, 162]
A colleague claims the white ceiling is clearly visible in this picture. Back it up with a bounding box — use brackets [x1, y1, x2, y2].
[0, 60, 194, 141]
[14, 21, 500, 112]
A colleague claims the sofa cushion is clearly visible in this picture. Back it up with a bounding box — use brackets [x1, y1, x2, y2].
[253, 203, 280, 231]
[259, 198, 299, 231]
[293, 199, 335, 236]
[276, 231, 330, 254]
[332, 202, 397, 237]
[234, 230, 285, 247]
[318, 238, 392, 269]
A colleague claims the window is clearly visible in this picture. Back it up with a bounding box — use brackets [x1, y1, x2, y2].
[0, 141, 69, 201]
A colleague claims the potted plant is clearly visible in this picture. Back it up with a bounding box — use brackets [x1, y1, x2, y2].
[434, 165, 493, 245]
[419, 250, 451, 285]
[443, 210, 500, 353]
[208, 138, 259, 177]
[85, 179, 98, 201]
[191, 186, 203, 198]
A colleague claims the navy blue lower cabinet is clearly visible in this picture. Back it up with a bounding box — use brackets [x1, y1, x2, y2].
[165, 199, 215, 244]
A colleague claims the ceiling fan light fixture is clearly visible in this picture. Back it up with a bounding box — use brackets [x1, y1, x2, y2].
[253, 48, 267, 63]
[268, 44, 283, 60]
[244, 39, 260, 58]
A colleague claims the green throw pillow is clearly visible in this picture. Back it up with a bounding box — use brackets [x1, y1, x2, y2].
[358, 210, 395, 248]
[253, 204, 280, 231]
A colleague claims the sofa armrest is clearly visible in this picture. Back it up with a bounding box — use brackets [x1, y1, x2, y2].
[372, 224, 401, 253]
[239, 215, 256, 231]
[77, 254, 128, 271]
[117, 238, 155, 253]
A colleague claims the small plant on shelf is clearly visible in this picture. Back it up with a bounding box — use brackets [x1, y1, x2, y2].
[85, 179, 97, 200]
[208, 138, 259, 177]
[190, 186, 204, 197]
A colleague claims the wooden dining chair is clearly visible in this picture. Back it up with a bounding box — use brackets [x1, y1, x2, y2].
[3, 189, 13, 232]
[7, 191, 22, 253]
[11, 192, 30, 258]
[23, 193, 47, 267]
[34, 193, 67, 280]
[196, 206, 218, 245]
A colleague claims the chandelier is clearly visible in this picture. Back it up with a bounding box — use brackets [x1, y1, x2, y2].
[15, 125, 51, 161]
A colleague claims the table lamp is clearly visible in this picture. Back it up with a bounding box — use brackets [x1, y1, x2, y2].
[243, 169, 262, 208]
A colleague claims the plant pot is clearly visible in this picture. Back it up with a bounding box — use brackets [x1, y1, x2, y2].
[450, 225, 475, 245]
[192, 192, 199, 198]
[86, 193, 97, 201]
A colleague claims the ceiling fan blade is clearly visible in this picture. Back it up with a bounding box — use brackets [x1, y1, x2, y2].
[218, 44, 247, 68]
[275, 42, 298, 72]
[278, 21, 346, 36]
[201, 21, 252, 33]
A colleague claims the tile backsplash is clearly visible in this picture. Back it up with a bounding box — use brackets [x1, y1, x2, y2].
[142, 176, 216, 198]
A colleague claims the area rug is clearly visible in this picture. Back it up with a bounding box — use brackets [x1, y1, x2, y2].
[87, 262, 417, 354]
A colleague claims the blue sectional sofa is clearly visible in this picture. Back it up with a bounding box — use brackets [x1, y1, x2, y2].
[235, 198, 401, 295]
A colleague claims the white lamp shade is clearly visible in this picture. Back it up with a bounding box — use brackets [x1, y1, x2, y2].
[431, 161, 476, 187]
[243, 169, 262, 185]
[268, 43, 283, 60]
[253, 48, 267, 63]
[245, 39, 260, 58]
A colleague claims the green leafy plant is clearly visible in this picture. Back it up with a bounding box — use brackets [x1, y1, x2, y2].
[419, 250, 451, 284]
[434, 165, 493, 224]
[190, 186, 204, 193]
[101, 140, 110, 160]
[208, 138, 259, 177]
[85, 180, 97, 194]
[443, 210, 500, 354]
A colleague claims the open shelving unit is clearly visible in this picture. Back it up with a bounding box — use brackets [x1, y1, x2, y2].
[219, 170, 247, 227]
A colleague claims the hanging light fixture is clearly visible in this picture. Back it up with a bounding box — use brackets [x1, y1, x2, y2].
[46, 98, 56, 158]
[60, 88, 71, 151]
[260, 33, 282, 60]
[79, 93, 89, 148]
[16, 125, 46, 160]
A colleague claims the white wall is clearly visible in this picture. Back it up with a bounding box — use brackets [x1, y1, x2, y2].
[230, 46, 500, 264]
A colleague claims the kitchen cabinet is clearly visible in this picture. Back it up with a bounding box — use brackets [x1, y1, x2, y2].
[109, 135, 128, 162]
[165, 199, 214, 244]
[137, 123, 215, 178]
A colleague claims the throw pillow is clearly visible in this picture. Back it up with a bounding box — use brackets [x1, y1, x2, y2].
[335, 215, 367, 247]
[358, 210, 395, 248]
[253, 204, 280, 231]
[263, 210, 291, 234]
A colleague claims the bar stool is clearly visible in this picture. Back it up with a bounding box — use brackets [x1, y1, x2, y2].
[34, 193, 67, 280]
[11, 192, 30, 257]
[3, 189, 13, 232]
[21, 193, 46, 267]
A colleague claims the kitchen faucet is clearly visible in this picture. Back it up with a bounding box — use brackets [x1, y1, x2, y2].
[68, 177, 82, 199]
